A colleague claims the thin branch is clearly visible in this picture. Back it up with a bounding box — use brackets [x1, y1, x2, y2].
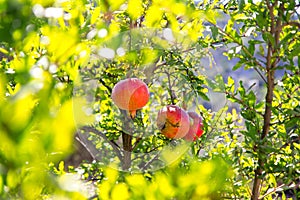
[132, 137, 143, 151]
[140, 152, 161, 171]
[80, 126, 123, 161]
[196, 100, 228, 155]
[147, 60, 167, 81]
[215, 25, 268, 84]
[99, 78, 112, 93]
[88, 194, 98, 200]
[225, 91, 264, 117]
[165, 69, 176, 104]
[276, 21, 300, 31]
[75, 133, 99, 161]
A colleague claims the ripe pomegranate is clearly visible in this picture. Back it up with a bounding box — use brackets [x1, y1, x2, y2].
[156, 105, 190, 139]
[111, 78, 149, 118]
[184, 111, 204, 141]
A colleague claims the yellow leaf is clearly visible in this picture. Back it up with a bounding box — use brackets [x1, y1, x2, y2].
[0, 47, 8, 54]
[127, 0, 144, 20]
[52, 100, 76, 153]
[107, 0, 126, 11]
[91, 7, 101, 24]
[173, 3, 186, 16]
[156, 174, 174, 197]
[98, 181, 111, 199]
[144, 5, 163, 27]
[294, 143, 300, 150]
[126, 174, 146, 188]
[111, 183, 130, 200]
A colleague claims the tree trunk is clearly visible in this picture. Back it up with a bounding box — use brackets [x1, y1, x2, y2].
[122, 132, 132, 170]
[251, 1, 282, 199]
[121, 110, 133, 171]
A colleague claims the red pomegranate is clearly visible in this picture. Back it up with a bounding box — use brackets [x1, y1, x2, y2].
[111, 78, 149, 117]
[184, 111, 204, 141]
[156, 105, 190, 139]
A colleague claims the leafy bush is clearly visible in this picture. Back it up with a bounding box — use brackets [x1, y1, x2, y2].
[0, 0, 299, 199]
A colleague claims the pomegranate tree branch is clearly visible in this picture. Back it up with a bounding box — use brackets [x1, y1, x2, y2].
[215, 25, 267, 84]
[140, 153, 160, 171]
[79, 126, 123, 161]
[251, 1, 282, 199]
[120, 109, 133, 170]
[165, 70, 176, 104]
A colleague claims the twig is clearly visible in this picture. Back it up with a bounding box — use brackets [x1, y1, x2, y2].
[165, 70, 176, 104]
[99, 78, 112, 93]
[75, 133, 99, 160]
[258, 184, 285, 199]
[196, 100, 228, 155]
[80, 126, 123, 161]
[88, 194, 98, 200]
[140, 152, 161, 171]
[215, 25, 267, 84]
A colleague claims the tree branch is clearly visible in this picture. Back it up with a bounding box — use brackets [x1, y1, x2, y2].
[215, 25, 268, 84]
[79, 126, 123, 162]
[140, 152, 161, 171]
[252, 1, 281, 199]
[120, 109, 133, 170]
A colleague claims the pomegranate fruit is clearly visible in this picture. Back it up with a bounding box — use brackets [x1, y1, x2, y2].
[111, 78, 149, 117]
[184, 111, 204, 141]
[156, 105, 190, 139]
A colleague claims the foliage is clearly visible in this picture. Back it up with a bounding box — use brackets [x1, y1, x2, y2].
[208, 0, 300, 198]
[0, 0, 299, 199]
[95, 157, 231, 200]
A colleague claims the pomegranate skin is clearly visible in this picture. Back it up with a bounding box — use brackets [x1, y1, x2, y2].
[184, 111, 204, 141]
[111, 78, 150, 112]
[157, 105, 190, 139]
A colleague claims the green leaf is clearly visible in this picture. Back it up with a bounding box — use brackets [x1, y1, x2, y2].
[262, 32, 275, 46]
[210, 26, 218, 40]
[256, 10, 267, 28]
[290, 45, 300, 57]
[108, 0, 126, 10]
[238, 0, 246, 11]
[238, 81, 246, 97]
[206, 75, 225, 92]
[248, 91, 256, 107]
[241, 109, 256, 121]
[232, 60, 243, 71]
[198, 91, 210, 101]
[259, 45, 265, 55]
[248, 42, 255, 56]
[244, 121, 258, 140]
[294, 143, 300, 150]
[0, 175, 3, 194]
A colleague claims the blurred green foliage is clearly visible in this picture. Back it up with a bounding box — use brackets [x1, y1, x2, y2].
[97, 157, 231, 200]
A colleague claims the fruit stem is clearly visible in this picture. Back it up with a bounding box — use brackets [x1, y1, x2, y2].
[129, 110, 137, 119]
